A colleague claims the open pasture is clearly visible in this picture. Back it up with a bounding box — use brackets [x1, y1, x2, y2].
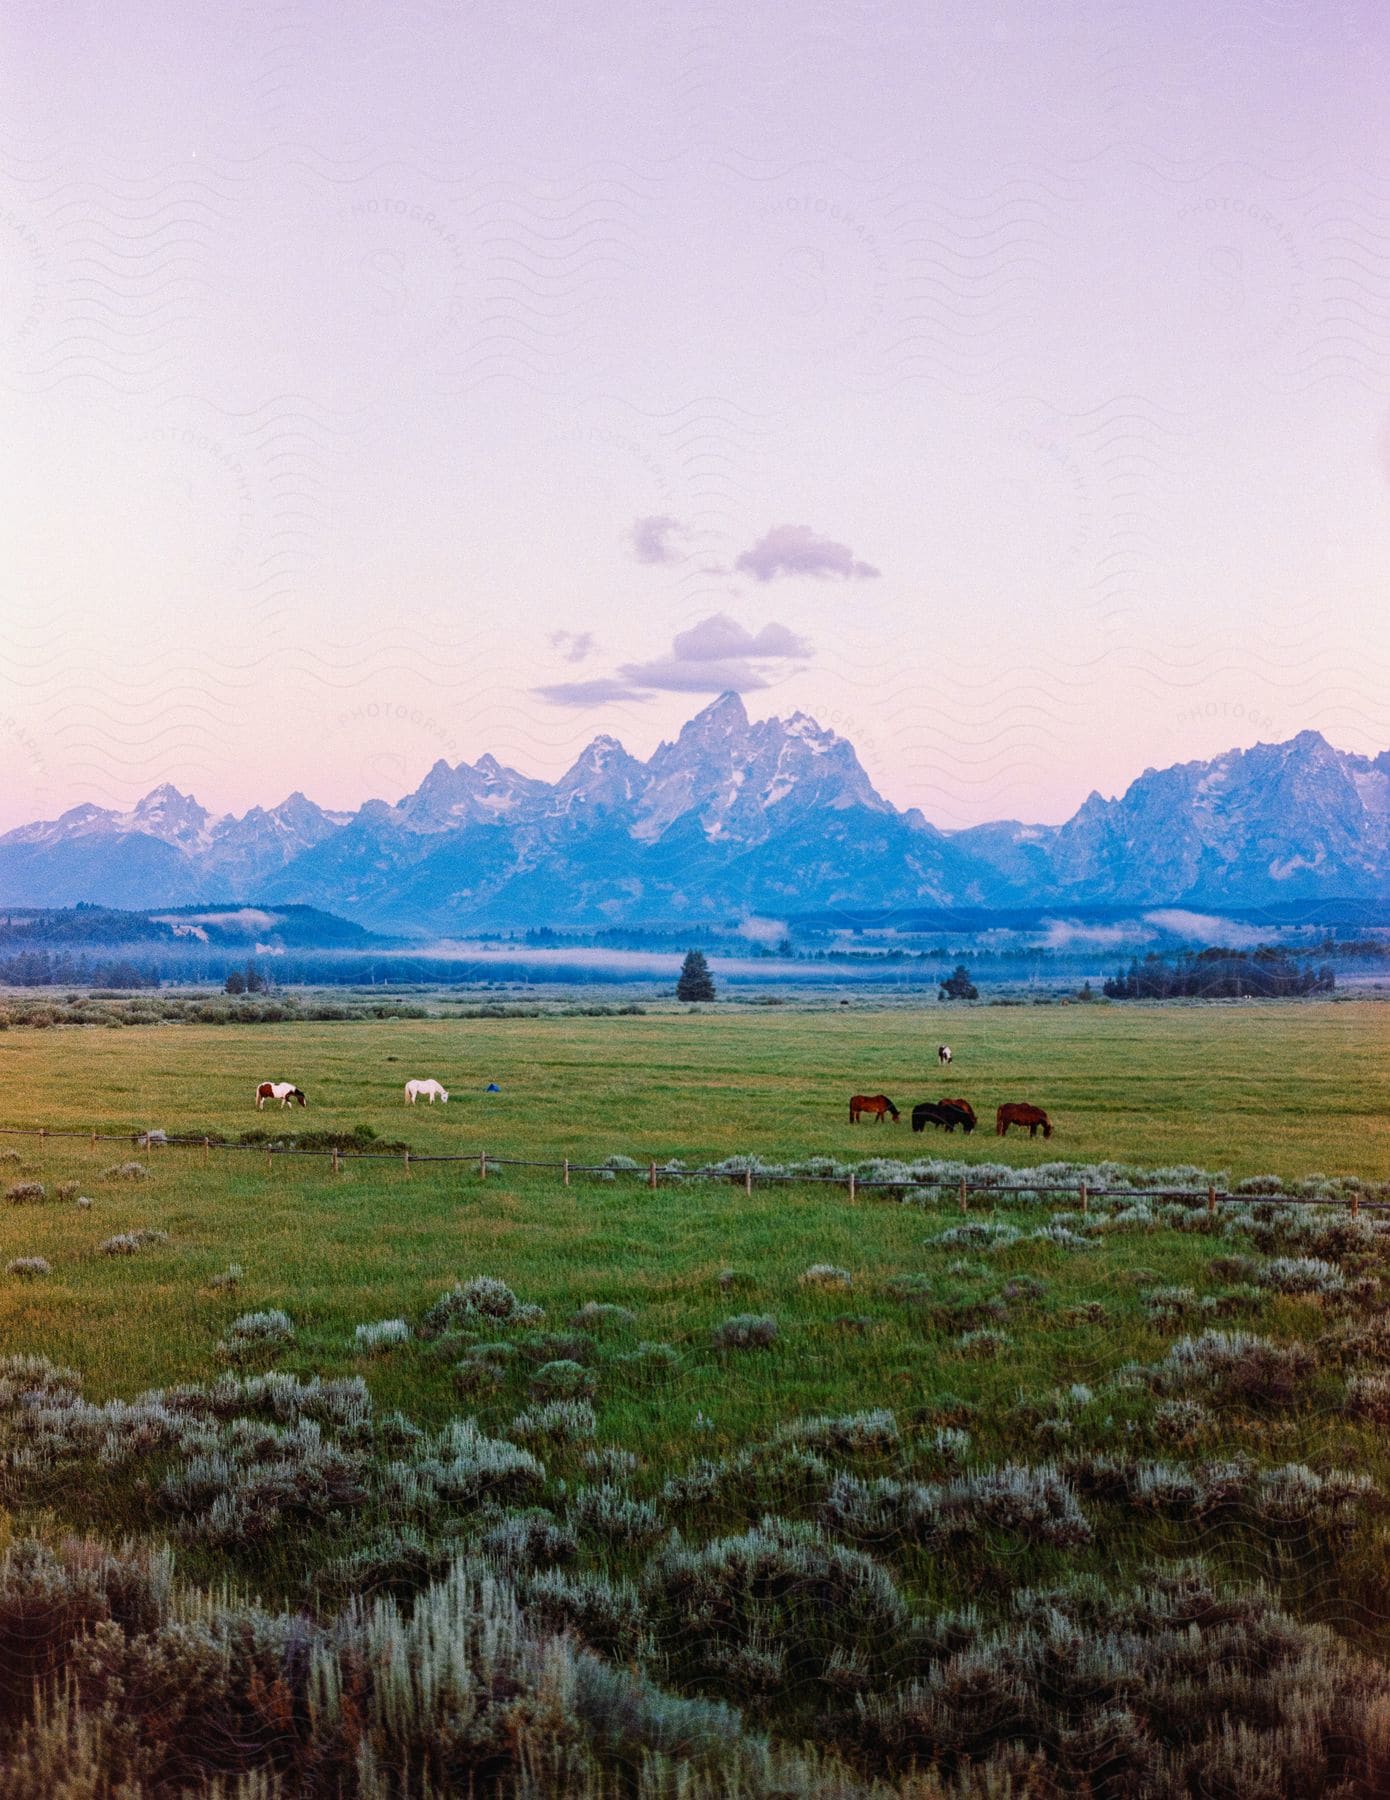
[3, 1000, 1390, 1793]
[0, 996, 1386, 1178]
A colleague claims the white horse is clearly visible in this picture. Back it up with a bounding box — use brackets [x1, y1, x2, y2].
[938, 1045, 952, 1066]
[256, 1081, 306, 1109]
[405, 1078, 449, 1105]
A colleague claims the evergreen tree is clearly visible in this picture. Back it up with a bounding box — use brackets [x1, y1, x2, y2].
[939, 963, 978, 1001]
[676, 949, 716, 1001]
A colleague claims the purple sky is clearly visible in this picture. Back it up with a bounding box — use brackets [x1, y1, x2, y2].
[2, 0, 1389, 833]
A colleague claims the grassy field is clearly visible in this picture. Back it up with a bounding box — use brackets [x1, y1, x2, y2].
[1, 996, 1387, 1175]
[2, 1000, 1390, 1794]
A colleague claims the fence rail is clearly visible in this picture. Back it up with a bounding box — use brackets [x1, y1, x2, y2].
[1, 1123, 1382, 1215]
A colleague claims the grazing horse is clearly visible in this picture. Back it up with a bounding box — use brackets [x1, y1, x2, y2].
[911, 1101, 979, 1130]
[849, 1094, 900, 1124]
[996, 1102, 1052, 1139]
[405, 1078, 449, 1105]
[941, 1098, 977, 1129]
[256, 1081, 306, 1110]
[938, 1045, 952, 1065]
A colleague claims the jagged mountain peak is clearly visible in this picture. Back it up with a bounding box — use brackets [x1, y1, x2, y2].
[0, 711, 1386, 924]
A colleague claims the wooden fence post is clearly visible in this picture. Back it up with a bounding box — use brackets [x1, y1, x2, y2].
[480, 1151, 487, 1181]
[1080, 1182, 1088, 1215]
[1207, 1184, 1216, 1220]
[403, 1150, 411, 1177]
[744, 1165, 752, 1197]
[91, 1129, 98, 1153]
[959, 1176, 967, 1215]
[847, 1170, 856, 1204]
[332, 1145, 340, 1175]
[203, 1136, 210, 1167]
[1352, 1190, 1361, 1220]
[563, 1158, 570, 1187]
[267, 1148, 274, 1174]
[649, 1161, 658, 1190]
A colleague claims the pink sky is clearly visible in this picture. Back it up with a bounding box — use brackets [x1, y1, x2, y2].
[2, 1, 1388, 834]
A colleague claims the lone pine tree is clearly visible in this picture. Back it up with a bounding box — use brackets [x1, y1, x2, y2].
[677, 949, 717, 1001]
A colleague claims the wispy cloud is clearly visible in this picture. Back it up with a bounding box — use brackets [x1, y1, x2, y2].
[537, 611, 810, 705]
[549, 629, 597, 664]
[620, 612, 810, 693]
[734, 524, 880, 583]
[628, 515, 686, 565]
[1144, 910, 1270, 948]
[535, 675, 653, 707]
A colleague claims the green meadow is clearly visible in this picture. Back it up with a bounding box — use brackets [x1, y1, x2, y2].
[2, 999, 1390, 1794]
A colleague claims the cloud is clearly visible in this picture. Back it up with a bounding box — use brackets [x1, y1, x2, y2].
[535, 676, 653, 707]
[737, 915, 788, 946]
[549, 630, 597, 664]
[1143, 910, 1270, 949]
[537, 612, 811, 705]
[1038, 918, 1152, 950]
[734, 523, 880, 583]
[669, 614, 808, 663]
[619, 612, 811, 694]
[629, 515, 685, 565]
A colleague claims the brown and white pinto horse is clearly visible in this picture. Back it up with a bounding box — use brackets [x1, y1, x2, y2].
[996, 1102, 1051, 1138]
[256, 1081, 306, 1109]
[849, 1094, 900, 1124]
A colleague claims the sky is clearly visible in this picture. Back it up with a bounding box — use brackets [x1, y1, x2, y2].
[2, 0, 1389, 834]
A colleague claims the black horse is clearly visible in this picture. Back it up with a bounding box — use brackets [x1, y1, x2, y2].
[911, 1100, 975, 1134]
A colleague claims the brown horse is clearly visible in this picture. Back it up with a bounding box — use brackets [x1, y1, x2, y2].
[941, 1098, 977, 1127]
[996, 1102, 1052, 1139]
[850, 1094, 900, 1124]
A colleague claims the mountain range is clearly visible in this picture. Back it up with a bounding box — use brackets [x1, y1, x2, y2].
[1, 695, 1386, 930]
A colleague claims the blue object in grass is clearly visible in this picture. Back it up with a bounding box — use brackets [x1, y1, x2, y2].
[485, 1082, 501, 1092]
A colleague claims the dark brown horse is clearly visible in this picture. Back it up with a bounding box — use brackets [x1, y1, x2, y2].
[849, 1094, 900, 1124]
[996, 1102, 1052, 1139]
[941, 1098, 977, 1128]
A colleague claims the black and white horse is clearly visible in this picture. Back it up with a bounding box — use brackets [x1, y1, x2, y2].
[937, 1045, 952, 1066]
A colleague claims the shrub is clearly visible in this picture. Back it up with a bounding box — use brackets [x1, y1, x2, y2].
[479, 1510, 578, 1573]
[5, 1256, 50, 1277]
[1259, 1257, 1346, 1297]
[508, 1399, 598, 1447]
[75, 1195, 94, 1209]
[214, 1309, 295, 1364]
[801, 1264, 853, 1290]
[570, 1302, 636, 1332]
[1345, 1374, 1390, 1424]
[774, 1410, 900, 1458]
[523, 1567, 646, 1657]
[420, 1275, 542, 1335]
[1157, 1330, 1315, 1405]
[711, 1314, 778, 1350]
[954, 1329, 1011, 1359]
[312, 1527, 452, 1603]
[207, 1264, 242, 1291]
[824, 1462, 1092, 1552]
[5, 1182, 46, 1205]
[354, 1318, 411, 1352]
[1152, 1398, 1213, 1446]
[568, 1483, 666, 1550]
[100, 1162, 148, 1181]
[528, 1359, 597, 1402]
[646, 1515, 909, 1690]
